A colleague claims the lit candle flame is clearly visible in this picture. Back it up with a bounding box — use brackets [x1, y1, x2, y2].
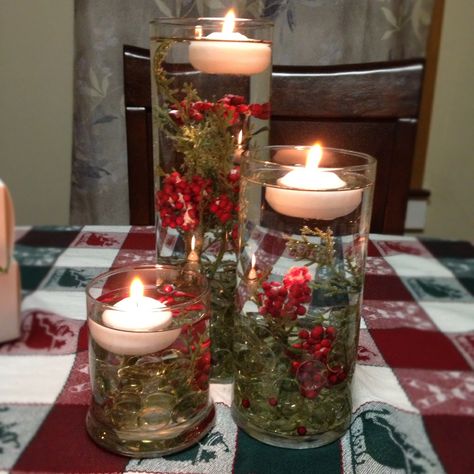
[130, 277, 144, 302]
[195, 25, 203, 39]
[237, 130, 243, 146]
[223, 9, 236, 34]
[306, 143, 323, 169]
[186, 234, 200, 265]
[248, 253, 258, 281]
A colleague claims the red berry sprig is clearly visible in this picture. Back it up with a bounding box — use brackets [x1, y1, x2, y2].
[291, 324, 347, 396]
[295, 324, 336, 363]
[257, 266, 312, 320]
[209, 167, 240, 224]
[327, 364, 347, 385]
[169, 94, 270, 126]
[209, 194, 235, 224]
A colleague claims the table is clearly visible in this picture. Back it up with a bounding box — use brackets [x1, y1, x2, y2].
[1, 226, 473, 474]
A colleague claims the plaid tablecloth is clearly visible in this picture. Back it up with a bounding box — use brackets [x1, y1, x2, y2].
[1, 226, 473, 474]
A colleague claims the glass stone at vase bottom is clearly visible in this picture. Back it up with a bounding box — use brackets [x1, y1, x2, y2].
[233, 146, 376, 448]
[232, 306, 356, 448]
[86, 339, 215, 457]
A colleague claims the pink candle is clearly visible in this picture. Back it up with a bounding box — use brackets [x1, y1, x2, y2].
[0, 180, 21, 343]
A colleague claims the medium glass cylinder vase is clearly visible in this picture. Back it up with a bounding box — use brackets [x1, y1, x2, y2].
[86, 264, 214, 457]
[150, 16, 273, 382]
[233, 146, 376, 448]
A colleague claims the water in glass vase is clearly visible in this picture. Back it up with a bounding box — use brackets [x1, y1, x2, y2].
[234, 148, 375, 448]
[86, 277, 214, 457]
[150, 20, 272, 382]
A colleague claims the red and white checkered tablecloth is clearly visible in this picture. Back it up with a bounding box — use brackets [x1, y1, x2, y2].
[1, 226, 473, 473]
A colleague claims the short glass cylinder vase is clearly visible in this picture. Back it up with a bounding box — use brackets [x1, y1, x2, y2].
[233, 146, 376, 448]
[150, 16, 273, 382]
[86, 265, 214, 457]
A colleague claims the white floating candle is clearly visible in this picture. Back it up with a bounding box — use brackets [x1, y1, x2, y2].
[188, 10, 271, 75]
[265, 144, 362, 220]
[88, 278, 180, 356]
[102, 278, 172, 331]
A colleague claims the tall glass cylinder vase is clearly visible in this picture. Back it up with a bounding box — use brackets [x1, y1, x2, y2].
[150, 16, 273, 382]
[233, 146, 376, 448]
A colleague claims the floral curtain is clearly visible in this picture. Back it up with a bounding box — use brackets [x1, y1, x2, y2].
[71, 0, 434, 224]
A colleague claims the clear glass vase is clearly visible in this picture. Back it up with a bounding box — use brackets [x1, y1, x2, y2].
[86, 264, 214, 457]
[150, 16, 273, 382]
[233, 146, 376, 448]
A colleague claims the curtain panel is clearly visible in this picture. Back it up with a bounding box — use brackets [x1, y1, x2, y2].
[71, 0, 434, 224]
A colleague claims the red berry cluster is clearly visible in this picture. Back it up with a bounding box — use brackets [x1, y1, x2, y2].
[158, 284, 206, 317]
[209, 194, 235, 224]
[169, 100, 213, 125]
[258, 267, 312, 319]
[156, 172, 211, 231]
[158, 166, 241, 232]
[294, 324, 336, 363]
[169, 94, 270, 126]
[248, 102, 271, 120]
[209, 168, 239, 225]
[157, 283, 177, 307]
[216, 94, 250, 125]
[217, 94, 248, 110]
[327, 364, 347, 385]
[290, 324, 347, 397]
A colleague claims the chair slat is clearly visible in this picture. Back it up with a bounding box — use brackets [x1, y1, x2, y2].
[123, 45, 424, 233]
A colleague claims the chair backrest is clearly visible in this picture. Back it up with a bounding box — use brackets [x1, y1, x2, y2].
[124, 44, 424, 233]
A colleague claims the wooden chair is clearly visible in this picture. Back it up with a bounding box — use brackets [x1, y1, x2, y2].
[123, 44, 424, 233]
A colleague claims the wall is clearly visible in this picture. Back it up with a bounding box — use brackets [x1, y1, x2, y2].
[0, 0, 472, 237]
[0, 0, 73, 225]
[423, 0, 474, 240]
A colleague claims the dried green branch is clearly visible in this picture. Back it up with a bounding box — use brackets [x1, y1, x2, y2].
[286, 227, 363, 296]
[286, 226, 335, 267]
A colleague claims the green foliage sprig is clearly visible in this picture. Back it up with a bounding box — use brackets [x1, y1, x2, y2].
[286, 226, 363, 295]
